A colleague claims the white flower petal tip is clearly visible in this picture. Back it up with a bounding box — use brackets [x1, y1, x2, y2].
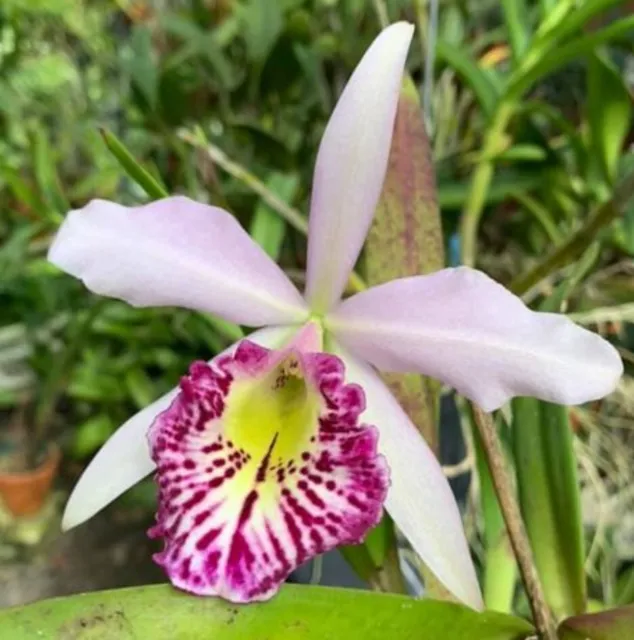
[61, 396, 170, 531]
[49, 196, 308, 327]
[61, 326, 296, 531]
[329, 268, 623, 412]
[304, 22, 414, 313]
[332, 344, 483, 609]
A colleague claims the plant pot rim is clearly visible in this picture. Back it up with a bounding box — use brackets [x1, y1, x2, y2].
[0, 442, 61, 482]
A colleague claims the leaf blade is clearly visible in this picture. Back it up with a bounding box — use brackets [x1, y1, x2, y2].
[0, 584, 534, 640]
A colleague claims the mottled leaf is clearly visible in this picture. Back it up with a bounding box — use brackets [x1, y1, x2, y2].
[512, 399, 586, 618]
[0, 584, 534, 640]
[365, 75, 445, 452]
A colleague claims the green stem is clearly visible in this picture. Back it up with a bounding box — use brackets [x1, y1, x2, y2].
[459, 100, 515, 266]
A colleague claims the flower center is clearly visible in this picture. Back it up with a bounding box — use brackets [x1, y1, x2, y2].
[223, 356, 319, 476]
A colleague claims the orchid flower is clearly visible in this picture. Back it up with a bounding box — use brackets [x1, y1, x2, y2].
[49, 23, 621, 609]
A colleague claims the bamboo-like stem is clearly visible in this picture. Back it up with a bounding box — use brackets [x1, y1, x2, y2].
[472, 405, 557, 640]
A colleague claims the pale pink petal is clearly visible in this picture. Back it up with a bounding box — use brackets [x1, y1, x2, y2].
[304, 22, 414, 313]
[332, 342, 483, 609]
[61, 326, 295, 531]
[329, 268, 623, 411]
[149, 340, 388, 603]
[49, 196, 308, 327]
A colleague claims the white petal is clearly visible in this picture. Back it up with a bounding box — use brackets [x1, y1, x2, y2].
[332, 342, 483, 609]
[62, 326, 296, 530]
[304, 22, 414, 313]
[49, 197, 308, 327]
[329, 269, 623, 411]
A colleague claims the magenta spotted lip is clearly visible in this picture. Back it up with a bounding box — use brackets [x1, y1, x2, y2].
[148, 340, 389, 603]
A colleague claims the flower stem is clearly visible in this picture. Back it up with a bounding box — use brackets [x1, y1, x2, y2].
[459, 100, 515, 267]
[472, 405, 557, 640]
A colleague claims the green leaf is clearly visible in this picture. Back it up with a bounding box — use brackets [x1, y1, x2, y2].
[0, 584, 535, 640]
[340, 515, 406, 593]
[558, 605, 634, 640]
[614, 567, 634, 606]
[512, 399, 586, 618]
[534, 0, 626, 49]
[435, 39, 501, 118]
[587, 52, 632, 185]
[71, 414, 114, 459]
[199, 314, 245, 344]
[501, 0, 531, 64]
[99, 128, 168, 200]
[124, 368, 156, 410]
[510, 171, 634, 295]
[249, 173, 299, 259]
[507, 16, 634, 101]
[240, 0, 284, 63]
[31, 125, 68, 219]
[126, 26, 159, 110]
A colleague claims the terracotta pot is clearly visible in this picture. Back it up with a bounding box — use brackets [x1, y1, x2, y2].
[0, 444, 61, 516]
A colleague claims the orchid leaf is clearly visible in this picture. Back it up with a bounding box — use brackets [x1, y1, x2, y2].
[364, 75, 446, 597]
[0, 584, 535, 639]
[249, 172, 298, 259]
[587, 52, 632, 185]
[500, 0, 531, 64]
[558, 604, 634, 640]
[99, 128, 168, 200]
[435, 39, 500, 118]
[512, 399, 586, 618]
[366, 75, 444, 451]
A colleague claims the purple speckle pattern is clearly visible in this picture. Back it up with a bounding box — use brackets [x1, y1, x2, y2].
[147, 340, 389, 603]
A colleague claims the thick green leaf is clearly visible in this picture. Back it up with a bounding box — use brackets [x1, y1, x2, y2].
[587, 53, 632, 185]
[559, 605, 634, 640]
[99, 128, 168, 200]
[512, 399, 586, 618]
[249, 173, 299, 259]
[0, 584, 535, 639]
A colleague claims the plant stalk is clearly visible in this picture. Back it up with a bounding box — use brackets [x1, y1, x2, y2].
[472, 405, 557, 640]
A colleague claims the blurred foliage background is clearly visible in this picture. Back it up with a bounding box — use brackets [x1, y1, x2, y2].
[0, 0, 634, 618]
